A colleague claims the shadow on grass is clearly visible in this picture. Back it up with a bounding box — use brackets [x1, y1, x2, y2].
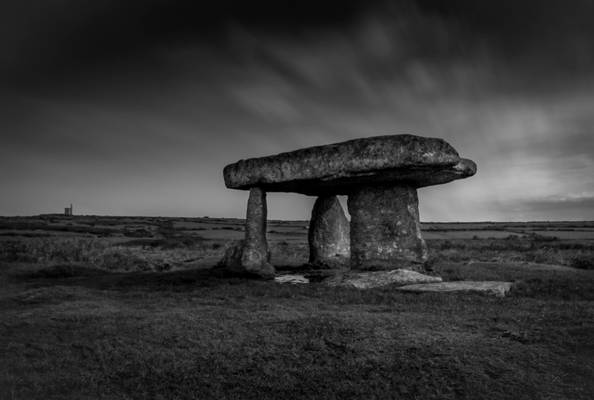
[10, 260, 594, 301]
[13, 264, 257, 292]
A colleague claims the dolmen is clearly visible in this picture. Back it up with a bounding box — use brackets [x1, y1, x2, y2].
[220, 134, 476, 279]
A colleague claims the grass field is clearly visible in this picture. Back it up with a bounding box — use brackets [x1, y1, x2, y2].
[1, 215, 594, 399]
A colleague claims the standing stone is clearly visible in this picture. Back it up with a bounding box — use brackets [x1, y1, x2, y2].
[348, 185, 428, 271]
[242, 187, 272, 272]
[308, 196, 350, 268]
[219, 187, 275, 279]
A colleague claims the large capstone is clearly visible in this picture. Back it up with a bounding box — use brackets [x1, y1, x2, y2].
[308, 195, 350, 268]
[348, 185, 428, 271]
[219, 187, 274, 279]
[223, 134, 476, 195]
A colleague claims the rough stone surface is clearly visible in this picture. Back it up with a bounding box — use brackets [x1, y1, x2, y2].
[325, 269, 442, 289]
[223, 134, 476, 195]
[397, 281, 513, 297]
[218, 241, 245, 273]
[218, 188, 275, 279]
[308, 196, 350, 268]
[241, 188, 270, 269]
[348, 185, 428, 271]
[274, 274, 309, 284]
[218, 241, 275, 280]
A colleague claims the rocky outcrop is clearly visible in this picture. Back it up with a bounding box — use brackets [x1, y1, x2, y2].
[308, 196, 350, 268]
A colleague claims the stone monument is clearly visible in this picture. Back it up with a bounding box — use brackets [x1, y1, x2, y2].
[220, 134, 476, 278]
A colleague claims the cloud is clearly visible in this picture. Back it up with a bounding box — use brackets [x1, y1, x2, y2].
[1, 1, 593, 220]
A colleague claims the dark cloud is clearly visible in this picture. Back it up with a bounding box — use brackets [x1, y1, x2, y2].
[0, 0, 375, 88]
[1, 0, 593, 219]
[3, 0, 594, 91]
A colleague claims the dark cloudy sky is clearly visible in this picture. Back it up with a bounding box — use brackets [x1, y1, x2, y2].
[1, 0, 593, 221]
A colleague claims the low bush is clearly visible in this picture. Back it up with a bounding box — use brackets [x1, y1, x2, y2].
[426, 238, 594, 266]
[570, 254, 594, 270]
[26, 264, 104, 279]
[0, 237, 226, 273]
[0, 238, 109, 263]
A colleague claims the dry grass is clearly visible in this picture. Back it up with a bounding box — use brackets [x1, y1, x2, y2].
[426, 237, 594, 266]
[0, 237, 228, 273]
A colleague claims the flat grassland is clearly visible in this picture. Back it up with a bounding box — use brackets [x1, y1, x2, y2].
[1, 215, 593, 399]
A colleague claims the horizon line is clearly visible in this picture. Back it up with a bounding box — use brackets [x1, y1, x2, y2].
[2, 213, 593, 224]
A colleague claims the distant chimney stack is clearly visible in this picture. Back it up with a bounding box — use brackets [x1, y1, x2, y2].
[64, 204, 73, 216]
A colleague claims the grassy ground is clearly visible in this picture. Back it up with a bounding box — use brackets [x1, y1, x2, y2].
[1, 217, 594, 399]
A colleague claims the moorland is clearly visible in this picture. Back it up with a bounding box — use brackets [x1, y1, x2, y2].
[1, 215, 593, 399]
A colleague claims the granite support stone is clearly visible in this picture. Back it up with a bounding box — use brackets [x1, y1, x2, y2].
[308, 195, 350, 268]
[241, 187, 274, 277]
[347, 185, 428, 271]
[219, 187, 274, 279]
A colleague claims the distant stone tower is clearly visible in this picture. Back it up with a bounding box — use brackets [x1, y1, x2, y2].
[64, 204, 73, 216]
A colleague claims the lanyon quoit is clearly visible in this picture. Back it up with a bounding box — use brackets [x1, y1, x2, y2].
[221, 134, 477, 279]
